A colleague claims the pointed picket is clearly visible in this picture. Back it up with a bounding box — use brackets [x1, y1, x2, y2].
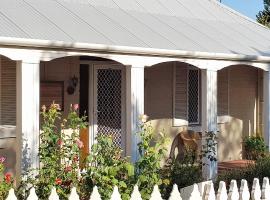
[262, 177, 270, 200]
[69, 187, 80, 200]
[169, 184, 182, 200]
[149, 185, 163, 200]
[89, 186, 102, 200]
[216, 181, 227, 200]
[27, 188, 38, 200]
[49, 187, 59, 200]
[6, 188, 17, 200]
[228, 180, 239, 200]
[130, 185, 142, 200]
[239, 179, 250, 200]
[251, 178, 261, 200]
[204, 182, 216, 200]
[189, 184, 202, 200]
[110, 186, 122, 200]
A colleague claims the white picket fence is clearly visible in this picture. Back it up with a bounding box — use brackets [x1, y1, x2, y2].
[5, 177, 270, 200]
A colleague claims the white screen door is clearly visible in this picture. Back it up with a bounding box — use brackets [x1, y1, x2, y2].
[93, 65, 125, 148]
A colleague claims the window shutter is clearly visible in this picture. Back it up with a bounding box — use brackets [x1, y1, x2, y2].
[0, 56, 16, 126]
[173, 64, 188, 126]
[217, 68, 229, 116]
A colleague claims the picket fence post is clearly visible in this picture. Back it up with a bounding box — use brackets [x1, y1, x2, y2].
[6, 188, 17, 200]
[27, 187, 38, 200]
[149, 185, 163, 200]
[189, 184, 202, 200]
[262, 177, 270, 200]
[49, 187, 59, 200]
[169, 184, 182, 200]
[251, 178, 261, 200]
[239, 179, 250, 200]
[204, 182, 216, 200]
[89, 186, 102, 200]
[228, 180, 239, 200]
[130, 185, 142, 200]
[110, 186, 122, 200]
[69, 187, 80, 200]
[216, 181, 227, 200]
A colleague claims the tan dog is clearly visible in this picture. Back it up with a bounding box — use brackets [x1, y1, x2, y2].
[169, 130, 202, 162]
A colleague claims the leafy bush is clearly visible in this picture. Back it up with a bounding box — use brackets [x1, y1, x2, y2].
[160, 148, 203, 199]
[244, 136, 267, 160]
[135, 118, 168, 200]
[217, 156, 270, 190]
[0, 157, 13, 200]
[83, 135, 135, 200]
[18, 103, 87, 199]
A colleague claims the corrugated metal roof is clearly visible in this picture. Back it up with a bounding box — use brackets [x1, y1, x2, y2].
[0, 0, 270, 57]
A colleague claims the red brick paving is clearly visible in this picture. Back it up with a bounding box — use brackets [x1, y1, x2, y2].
[218, 160, 255, 174]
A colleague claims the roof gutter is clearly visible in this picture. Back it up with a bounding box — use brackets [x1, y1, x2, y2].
[0, 37, 270, 63]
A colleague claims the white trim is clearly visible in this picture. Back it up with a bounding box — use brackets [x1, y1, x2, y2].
[0, 36, 270, 63]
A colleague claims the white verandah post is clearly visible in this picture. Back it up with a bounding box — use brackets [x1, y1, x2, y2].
[128, 65, 144, 162]
[201, 69, 218, 180]
[264, 70, 270, 150]
[16, 60, 40, 177]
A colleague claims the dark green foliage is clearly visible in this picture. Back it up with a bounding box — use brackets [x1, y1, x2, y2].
[217, 156, 270, 190]
[243, 136, 267, 160]
[84, 135, 135, 200]
[135, 121, 168, 200]
[257, 0, 270, 27]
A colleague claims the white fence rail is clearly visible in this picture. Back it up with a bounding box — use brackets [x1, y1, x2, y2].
[5, 177, 270, 200]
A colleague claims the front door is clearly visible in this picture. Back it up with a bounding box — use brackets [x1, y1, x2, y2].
[93, 65, 125, 149]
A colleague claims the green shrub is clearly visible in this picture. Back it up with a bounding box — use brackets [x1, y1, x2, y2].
[84, 135, 135, 200]
[244, 136, 267, 160]
[18, 103, 87, 200]
[217, 156, 270, 189]
[0, 157, 13, 200]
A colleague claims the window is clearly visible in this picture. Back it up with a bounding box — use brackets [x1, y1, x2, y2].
[173, 64, 200, 126]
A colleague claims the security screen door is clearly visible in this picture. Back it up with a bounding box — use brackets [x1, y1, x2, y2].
[93, 65, 125, 148]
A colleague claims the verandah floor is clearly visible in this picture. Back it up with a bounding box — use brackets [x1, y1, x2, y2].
[218, 160, 255, 174]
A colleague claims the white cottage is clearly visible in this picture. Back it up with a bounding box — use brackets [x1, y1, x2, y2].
[0, 0, 270, 180]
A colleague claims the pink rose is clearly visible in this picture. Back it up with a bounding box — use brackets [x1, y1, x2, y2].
[75, 139, 84, 149]
[0, 157, 6, 163]
[73, 104, 79, 111]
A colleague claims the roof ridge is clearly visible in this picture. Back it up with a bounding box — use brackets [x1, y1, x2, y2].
[208, 0, 270, 31]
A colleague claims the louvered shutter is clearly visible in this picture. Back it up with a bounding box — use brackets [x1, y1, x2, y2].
[0, 56, 16, 126]
[217, 68, 229, 116]
[173, 64, 188, 126]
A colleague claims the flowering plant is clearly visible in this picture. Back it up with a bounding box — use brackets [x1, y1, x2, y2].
[27, 103, 87, 199]
[0, 157, 13, 200]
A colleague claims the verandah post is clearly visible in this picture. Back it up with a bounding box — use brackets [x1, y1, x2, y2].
[263, 70, 270, 150]
[127, 65, 144, 162]
[16, 60, 40, 178]
[201, 69, 218, 180]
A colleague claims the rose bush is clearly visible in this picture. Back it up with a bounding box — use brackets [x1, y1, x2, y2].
[19, 103, 87, 199]
[0, 156, 13, 200]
